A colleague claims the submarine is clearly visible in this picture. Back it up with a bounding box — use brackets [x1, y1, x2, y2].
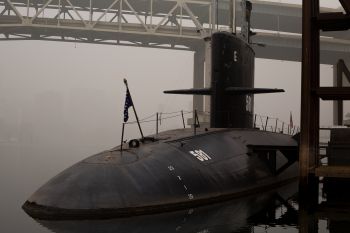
[22, 1, 299, 220]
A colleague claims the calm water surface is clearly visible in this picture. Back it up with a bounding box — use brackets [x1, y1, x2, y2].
[0, 143, 347, 233]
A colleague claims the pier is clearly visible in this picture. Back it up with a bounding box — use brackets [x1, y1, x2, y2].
[300, 0, 350, 190]
[299, 0, 350, 232]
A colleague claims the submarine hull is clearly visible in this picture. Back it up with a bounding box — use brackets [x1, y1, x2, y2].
[23, 128, 298, 220]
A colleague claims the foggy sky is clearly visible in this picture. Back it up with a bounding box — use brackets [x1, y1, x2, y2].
[0, 2, 347, 232]
[0, 0, 347, 151]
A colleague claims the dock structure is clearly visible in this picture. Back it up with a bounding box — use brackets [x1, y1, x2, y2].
[299, 2, 350, 232]
[300, 0, 350, 191]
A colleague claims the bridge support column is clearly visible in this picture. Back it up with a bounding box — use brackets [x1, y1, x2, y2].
[204, 37, 212, 114]
[193, 46, 205, 113]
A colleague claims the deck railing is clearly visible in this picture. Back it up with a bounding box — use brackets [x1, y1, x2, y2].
[123, 110, 299, 136]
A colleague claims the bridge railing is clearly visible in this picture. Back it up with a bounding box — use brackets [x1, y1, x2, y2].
[0, 0, 216, 40]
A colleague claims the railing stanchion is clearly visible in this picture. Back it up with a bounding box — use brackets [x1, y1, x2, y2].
[253, 114, 257, 128]
[274, 119, 278, 132]
[196, 111, 200, 129]
[181, 110, 186, 128]
[259, 115, 264, 130]
[156, 112, 159, 135]
[264, 117, 269, 131]
[120, 123, 125, 153]
[194, 109, 198, 135]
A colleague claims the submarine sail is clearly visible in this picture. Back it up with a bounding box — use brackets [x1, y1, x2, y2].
[165, 32, 284, 128]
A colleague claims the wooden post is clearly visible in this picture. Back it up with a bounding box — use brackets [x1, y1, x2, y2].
[300, 0, 320, 197]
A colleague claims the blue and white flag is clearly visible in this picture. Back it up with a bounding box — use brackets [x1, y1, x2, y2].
[124, 89, 133, 122]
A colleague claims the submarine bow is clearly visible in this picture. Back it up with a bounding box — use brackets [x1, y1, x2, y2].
[23, 128, 298, 220]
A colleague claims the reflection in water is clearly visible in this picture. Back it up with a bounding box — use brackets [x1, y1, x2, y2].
[35, 182, 298, 233]
[3, 142, 350, 232]
[317, 178, 350, 233]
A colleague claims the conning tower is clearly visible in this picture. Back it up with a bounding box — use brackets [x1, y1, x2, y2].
[165, 32, 282, 128]
[165, 1, 283, 128]
[210, 32, 255, 128]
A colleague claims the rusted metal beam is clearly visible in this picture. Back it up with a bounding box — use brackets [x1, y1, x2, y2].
[317, 12, 350, 31]
[339, 0, 350, 15]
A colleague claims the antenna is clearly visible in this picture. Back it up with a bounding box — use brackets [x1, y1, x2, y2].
[215, 0, 219, 30]
[240, 0, 252, 43]
[229, 0, 236, 34]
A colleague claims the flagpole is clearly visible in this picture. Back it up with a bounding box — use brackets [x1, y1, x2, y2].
[124, 79, 144, 140]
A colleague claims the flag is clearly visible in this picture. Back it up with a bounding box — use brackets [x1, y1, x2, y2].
[123, 89, 133, 122]
[290, 111, 293, 129]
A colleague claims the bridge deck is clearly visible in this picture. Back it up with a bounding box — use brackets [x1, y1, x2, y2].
[0, 0, 349, 63]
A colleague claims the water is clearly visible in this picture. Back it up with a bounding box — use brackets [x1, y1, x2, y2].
[0, 142, 349, 233]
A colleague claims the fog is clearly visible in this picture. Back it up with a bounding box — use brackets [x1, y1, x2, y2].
[0, 41, 195, 148]
[0, 38, 340, 233]
[0, 39, 341, 151]
[0, 0, 345, 158]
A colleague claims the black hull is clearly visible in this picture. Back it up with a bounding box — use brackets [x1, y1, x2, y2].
[22, 177, 297, 220]
[23, 128, 298, 220]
